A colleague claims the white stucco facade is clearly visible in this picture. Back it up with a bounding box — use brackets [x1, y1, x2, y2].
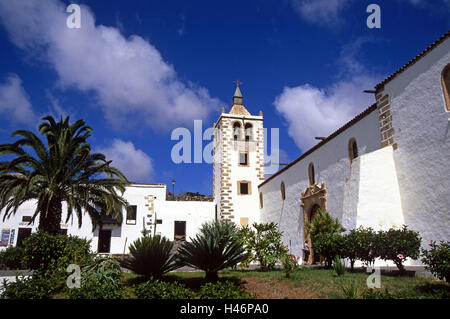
[0, 183, 215, 254]
[258, 107, 382, 259]
[258, 32, 450, 266]
[0, 32, 448, 267]
[213, 92, 265, 227]
[382, 37, 450, 251]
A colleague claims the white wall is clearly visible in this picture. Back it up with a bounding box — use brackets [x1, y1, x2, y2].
[214, 113, 264, 226]
[0, 183, 215, 255]
[383, 37, 450, 255]
[259, 108, 381, 261]
[157, 201, 215, 241]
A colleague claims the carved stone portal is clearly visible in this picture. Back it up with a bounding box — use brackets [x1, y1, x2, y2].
[301, 182, 327, 265]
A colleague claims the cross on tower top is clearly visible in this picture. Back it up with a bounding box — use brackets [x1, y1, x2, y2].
[232, 80, 243, 105]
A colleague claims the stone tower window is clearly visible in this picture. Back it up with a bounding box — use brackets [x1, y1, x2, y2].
[233, 122, 241, 140]
[237, 181, 251, 195]
[308, 162, 315, 185]
[348, 138, 358, 166]
[239, 152, 249, 166]
[442, 64, 450, 111]
[280, 181, 286, 201]
[244, 123, 253, 141]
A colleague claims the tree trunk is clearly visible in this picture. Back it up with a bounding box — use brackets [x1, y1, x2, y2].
[205, 270, 218, 282]
[395, 260, 405, 275]
[38, 198, 62, 235]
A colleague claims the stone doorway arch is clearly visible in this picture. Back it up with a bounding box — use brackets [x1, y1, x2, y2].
[301, 182, 327, 265]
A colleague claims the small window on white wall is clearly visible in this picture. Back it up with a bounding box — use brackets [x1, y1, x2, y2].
[126, 205, 137, 225]
[442, 64, 450, 111]
[348, 138, 358, 166]
[259, 192, 263, 209]
[238, 181, 251, 195]
[308, 162, 315, 185]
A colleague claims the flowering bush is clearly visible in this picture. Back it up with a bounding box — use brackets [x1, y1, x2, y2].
[377, 225, 421, 273]
[353, 227, 378, 267]
[421, 240, 450, 283]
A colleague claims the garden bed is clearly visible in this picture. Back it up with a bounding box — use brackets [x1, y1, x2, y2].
[116, 267, 448, 299]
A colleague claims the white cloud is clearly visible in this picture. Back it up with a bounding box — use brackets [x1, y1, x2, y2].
[273, 39, 381, 151]
[0, 0, 221, 130]
[45, 90, 70, 119]
[96, 139, 153, 182]
[0, 74, 36, 125]
[291, 0, 449, 26]
[290, 0, 352, 27]
[274, 77, 376, 151]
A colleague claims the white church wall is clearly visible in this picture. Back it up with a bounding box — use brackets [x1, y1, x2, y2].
[259, 109, 381, 261]
[382, 37, 450, 255]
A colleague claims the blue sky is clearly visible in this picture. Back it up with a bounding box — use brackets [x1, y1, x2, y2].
[0, 0, 448, 195]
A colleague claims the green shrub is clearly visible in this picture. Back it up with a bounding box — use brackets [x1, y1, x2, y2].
[353, 226, 378, 267]
[67, 274, 122, 299]
[341, 230, 359, 271]
[178, 220, 248, 281]
[123, 235, 178, 279]
[134, 280, 195, 299]
[0, 246, 24, 270]
[67, 258, 123, 299]
[281, 254, 298, 278]
[333, 256, 346, 277]
[363, 288, 397, 299]
[22, 231, 92, 272]
[314, 233, 344, 268]
[83, 257, 122, 282]
[1, 270, 57, 299]
[198, 281, 254, 299]
[421, 240, 450, 283]
[377, 225, 421, 273]
[237, 222, 287, 271]
[305, 209, 346, 241]
[340, 280, 365, 299]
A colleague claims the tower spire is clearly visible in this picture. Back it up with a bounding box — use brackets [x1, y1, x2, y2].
[229, 80, 250, 115]
[233, 80, 243, 105]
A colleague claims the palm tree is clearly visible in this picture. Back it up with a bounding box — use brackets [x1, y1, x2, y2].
[177, 219, 249, 282]
[0, 115, 130, 234]
[123, 235, 179, 279]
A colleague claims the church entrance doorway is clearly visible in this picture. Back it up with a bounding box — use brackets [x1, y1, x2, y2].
[301, 182, 327, 265]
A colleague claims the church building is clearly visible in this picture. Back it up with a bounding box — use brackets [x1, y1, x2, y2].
[1, 31, 449, 267]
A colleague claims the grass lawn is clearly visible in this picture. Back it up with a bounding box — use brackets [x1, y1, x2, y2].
[118, 267, 449, 299]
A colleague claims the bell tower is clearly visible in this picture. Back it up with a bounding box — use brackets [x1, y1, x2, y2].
[212, 82, 265, 227]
